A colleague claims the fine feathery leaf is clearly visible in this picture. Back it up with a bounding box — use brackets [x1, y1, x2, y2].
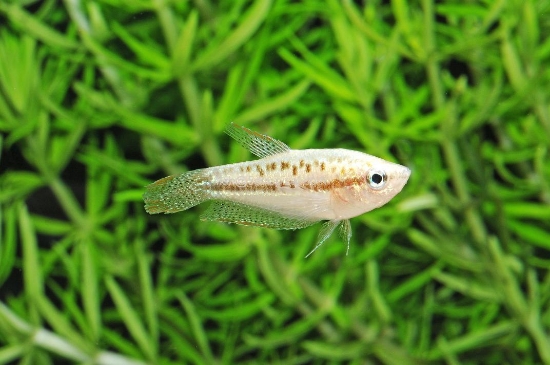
[1, 1, 550, 364]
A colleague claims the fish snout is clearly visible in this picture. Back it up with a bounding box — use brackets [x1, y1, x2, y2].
[402, 166, 411, 179]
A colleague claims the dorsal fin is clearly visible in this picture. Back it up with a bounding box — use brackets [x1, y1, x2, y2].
[225, 123, 290, 158]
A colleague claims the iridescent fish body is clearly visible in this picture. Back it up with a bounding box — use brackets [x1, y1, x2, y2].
[144, 123, 411, 257]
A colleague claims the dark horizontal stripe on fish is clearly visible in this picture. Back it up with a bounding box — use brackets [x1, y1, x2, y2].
[300, 177, 364, 192]
[209, 182, 278, 192]
[210, 177, 363, 193]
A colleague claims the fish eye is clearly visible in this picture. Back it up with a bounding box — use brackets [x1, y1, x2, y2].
[366, 169, 387, 190]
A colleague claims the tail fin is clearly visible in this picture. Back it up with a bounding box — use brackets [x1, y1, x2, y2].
[143, 169, 210, 214]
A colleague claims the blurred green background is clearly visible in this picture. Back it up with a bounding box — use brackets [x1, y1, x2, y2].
[1, 0, 550, 364]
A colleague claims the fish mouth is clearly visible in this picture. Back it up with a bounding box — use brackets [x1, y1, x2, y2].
[401, 166, 412, 181]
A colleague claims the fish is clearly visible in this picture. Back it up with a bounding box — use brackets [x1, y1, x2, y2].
[143, 123, 411, 257]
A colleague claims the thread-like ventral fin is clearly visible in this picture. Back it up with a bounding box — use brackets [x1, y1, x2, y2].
[304, 219, 352, 258]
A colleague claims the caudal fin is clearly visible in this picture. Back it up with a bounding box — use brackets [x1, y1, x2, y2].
[143, 169, 210, 214]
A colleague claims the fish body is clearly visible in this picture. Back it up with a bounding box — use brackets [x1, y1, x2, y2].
[144, 123, 411, 257]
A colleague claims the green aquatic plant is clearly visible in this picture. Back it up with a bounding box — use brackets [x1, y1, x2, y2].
[1, 0, 550, 364]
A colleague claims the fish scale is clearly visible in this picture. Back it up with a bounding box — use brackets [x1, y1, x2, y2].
[144, 123, 411, 257]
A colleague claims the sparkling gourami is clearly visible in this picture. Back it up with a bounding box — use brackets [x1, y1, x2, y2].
[143, 123, 411, 257]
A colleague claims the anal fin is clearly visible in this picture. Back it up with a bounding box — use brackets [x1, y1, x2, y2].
[201, 200, 317, 230]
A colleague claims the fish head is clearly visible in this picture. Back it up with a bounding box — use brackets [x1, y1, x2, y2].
[333, 154, 411, 219]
